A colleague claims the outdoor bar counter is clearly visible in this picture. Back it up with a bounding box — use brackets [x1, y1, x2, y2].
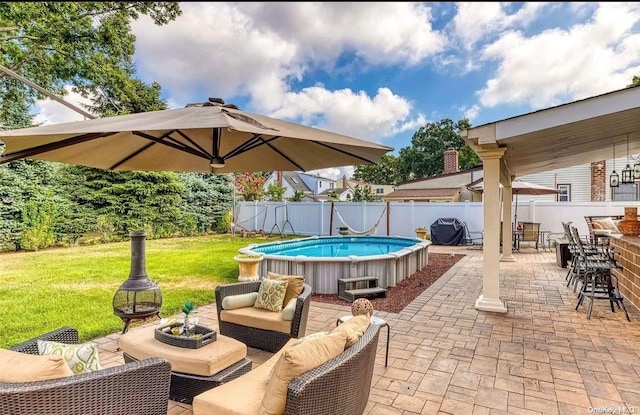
[608, 234, 640, 310]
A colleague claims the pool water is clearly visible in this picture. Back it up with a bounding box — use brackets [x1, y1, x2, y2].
[248, 236, 418, 257]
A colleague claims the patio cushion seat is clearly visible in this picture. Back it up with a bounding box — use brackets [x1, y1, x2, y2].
[119, 325, 246, 377]
[193, 341, 288, 415]
[216, 281, 312, 353]
[220, 306, 293, 334]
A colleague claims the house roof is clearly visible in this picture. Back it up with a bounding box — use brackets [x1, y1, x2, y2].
[317, 188, 352, 196]
[385, 188, 460, 199]
[282, 171, 312, 193]
[399, 165, 483, 185]
[462, 85, 640, 177]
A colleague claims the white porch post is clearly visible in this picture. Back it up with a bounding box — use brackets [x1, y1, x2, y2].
[501, 183, 515, 262]
[476, 148, 508, 313]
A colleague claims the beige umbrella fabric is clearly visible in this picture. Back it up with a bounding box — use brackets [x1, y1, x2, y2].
[467, 178, 561, 196]
[0, 101, 392, 173]
[467, 178, 559, 226]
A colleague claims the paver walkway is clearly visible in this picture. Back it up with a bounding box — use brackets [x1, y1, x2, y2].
[96, 245, 640, 414]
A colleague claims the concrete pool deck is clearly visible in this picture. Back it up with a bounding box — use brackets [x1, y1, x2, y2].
[95, 245, 640, 414]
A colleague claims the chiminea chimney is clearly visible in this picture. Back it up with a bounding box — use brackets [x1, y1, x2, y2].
[112, 232, 162, 333]
[443, 148, 459, 174]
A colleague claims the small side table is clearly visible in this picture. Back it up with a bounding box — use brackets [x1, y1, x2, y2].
[555, 240, 571, 268]
[337, 315, 389, 367]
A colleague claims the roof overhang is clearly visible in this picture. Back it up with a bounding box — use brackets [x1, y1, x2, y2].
[461, 85, 640, 177]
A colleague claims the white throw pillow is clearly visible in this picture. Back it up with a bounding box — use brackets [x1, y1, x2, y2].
[281, 297, 297, 321]
[222, 292, 260, 310]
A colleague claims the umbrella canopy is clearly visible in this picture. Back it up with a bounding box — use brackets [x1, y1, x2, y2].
[0, 100, 393, 173]
[467, 178, 559, 227]
[467, 178, 561, 196]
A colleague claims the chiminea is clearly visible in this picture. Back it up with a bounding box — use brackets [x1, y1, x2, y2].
[113, 231, 162, 334]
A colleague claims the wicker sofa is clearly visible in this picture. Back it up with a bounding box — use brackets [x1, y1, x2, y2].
[0, 326, 171, 415]
[193, 322, 381, 415]
[215, 281, 312, 352]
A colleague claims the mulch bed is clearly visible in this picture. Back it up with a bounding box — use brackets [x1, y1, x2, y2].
[311, 253, 465, 313]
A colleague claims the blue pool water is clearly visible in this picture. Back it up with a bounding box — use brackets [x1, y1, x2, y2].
[248, 236, 419, 258]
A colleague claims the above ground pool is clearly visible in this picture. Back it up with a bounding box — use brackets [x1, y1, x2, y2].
[240, 235, 431, 294]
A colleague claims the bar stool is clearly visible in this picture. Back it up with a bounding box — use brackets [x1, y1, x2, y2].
[570, 226, 630, 321]
[337, 315, 389, 366]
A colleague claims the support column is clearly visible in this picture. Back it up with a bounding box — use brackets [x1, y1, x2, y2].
[476, 148, 508, 313]
[501, 183, 515, 262]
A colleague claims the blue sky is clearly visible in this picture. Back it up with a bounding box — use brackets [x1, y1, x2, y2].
[36, 2, 640, 179]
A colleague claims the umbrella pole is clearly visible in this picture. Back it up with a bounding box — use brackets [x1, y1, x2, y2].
[514, 192, 519, 229]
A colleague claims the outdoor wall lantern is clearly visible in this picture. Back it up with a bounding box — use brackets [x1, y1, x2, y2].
[621, 133, 634, 184]
[610, 142, 619, 188]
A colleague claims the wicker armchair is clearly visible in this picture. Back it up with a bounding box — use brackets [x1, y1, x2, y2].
[215, 281, 312, 352]
[285, 323, 380, 415]
[193, 322, 381, 415]
[0, 326, 171, 415]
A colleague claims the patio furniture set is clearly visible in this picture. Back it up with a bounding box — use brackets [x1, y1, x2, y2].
[0, 279, 382, 415]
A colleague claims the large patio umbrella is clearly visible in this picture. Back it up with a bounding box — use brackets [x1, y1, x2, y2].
[0, 99, 393, 172]
[467, 178, 559, 226]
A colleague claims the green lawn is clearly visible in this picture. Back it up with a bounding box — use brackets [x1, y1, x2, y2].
[0, 234, 295, 348]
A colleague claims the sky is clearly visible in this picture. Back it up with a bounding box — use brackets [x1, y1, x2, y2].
[34, 2, 640, 180]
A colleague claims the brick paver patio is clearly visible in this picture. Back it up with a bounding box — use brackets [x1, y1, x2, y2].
[96, 245, 640, 414]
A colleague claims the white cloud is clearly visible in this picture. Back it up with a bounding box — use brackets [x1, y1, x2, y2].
[269, 86, 424, 142]
[463, 104, 481, 122]
[451, 2, 551, 51]
[33, 87, 94, 125]
[132, 2, 441, 142]
[475, 3, 640, 110]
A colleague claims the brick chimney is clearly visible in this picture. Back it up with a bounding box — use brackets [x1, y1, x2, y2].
[590, 161, 606, 201]
[443, 148, 459, 174]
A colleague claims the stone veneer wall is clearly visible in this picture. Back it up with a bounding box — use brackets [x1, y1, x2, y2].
[590, 161, 606, 202]
[610, 237, 640, 311]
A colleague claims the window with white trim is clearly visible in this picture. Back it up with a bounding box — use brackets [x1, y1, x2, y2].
[556, 184, 571, 202]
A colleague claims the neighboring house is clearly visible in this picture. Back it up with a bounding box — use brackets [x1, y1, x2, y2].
[384, 149, 484, 202]
[316, 187, 354, 202]
[265, 171, 394, 202]
[384, 148, 640, 203]
[264, 171, 336, 201]
[336, 176, 395, 201]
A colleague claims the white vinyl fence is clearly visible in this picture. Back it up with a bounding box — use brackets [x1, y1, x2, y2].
[233, 200, 640, 239]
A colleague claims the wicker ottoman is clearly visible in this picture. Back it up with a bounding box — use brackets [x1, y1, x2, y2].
[119, 325, 252, 404]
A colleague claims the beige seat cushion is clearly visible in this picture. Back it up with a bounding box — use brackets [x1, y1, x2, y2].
[119, 325, 247, 377]
[266, 272, 305, 306]
[221, 307, 293, 334]
[0, 348, 74, 382]
[331, 314, 371, 348]
[260, 331, 347, 415]
[192, 340, 296, 415]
